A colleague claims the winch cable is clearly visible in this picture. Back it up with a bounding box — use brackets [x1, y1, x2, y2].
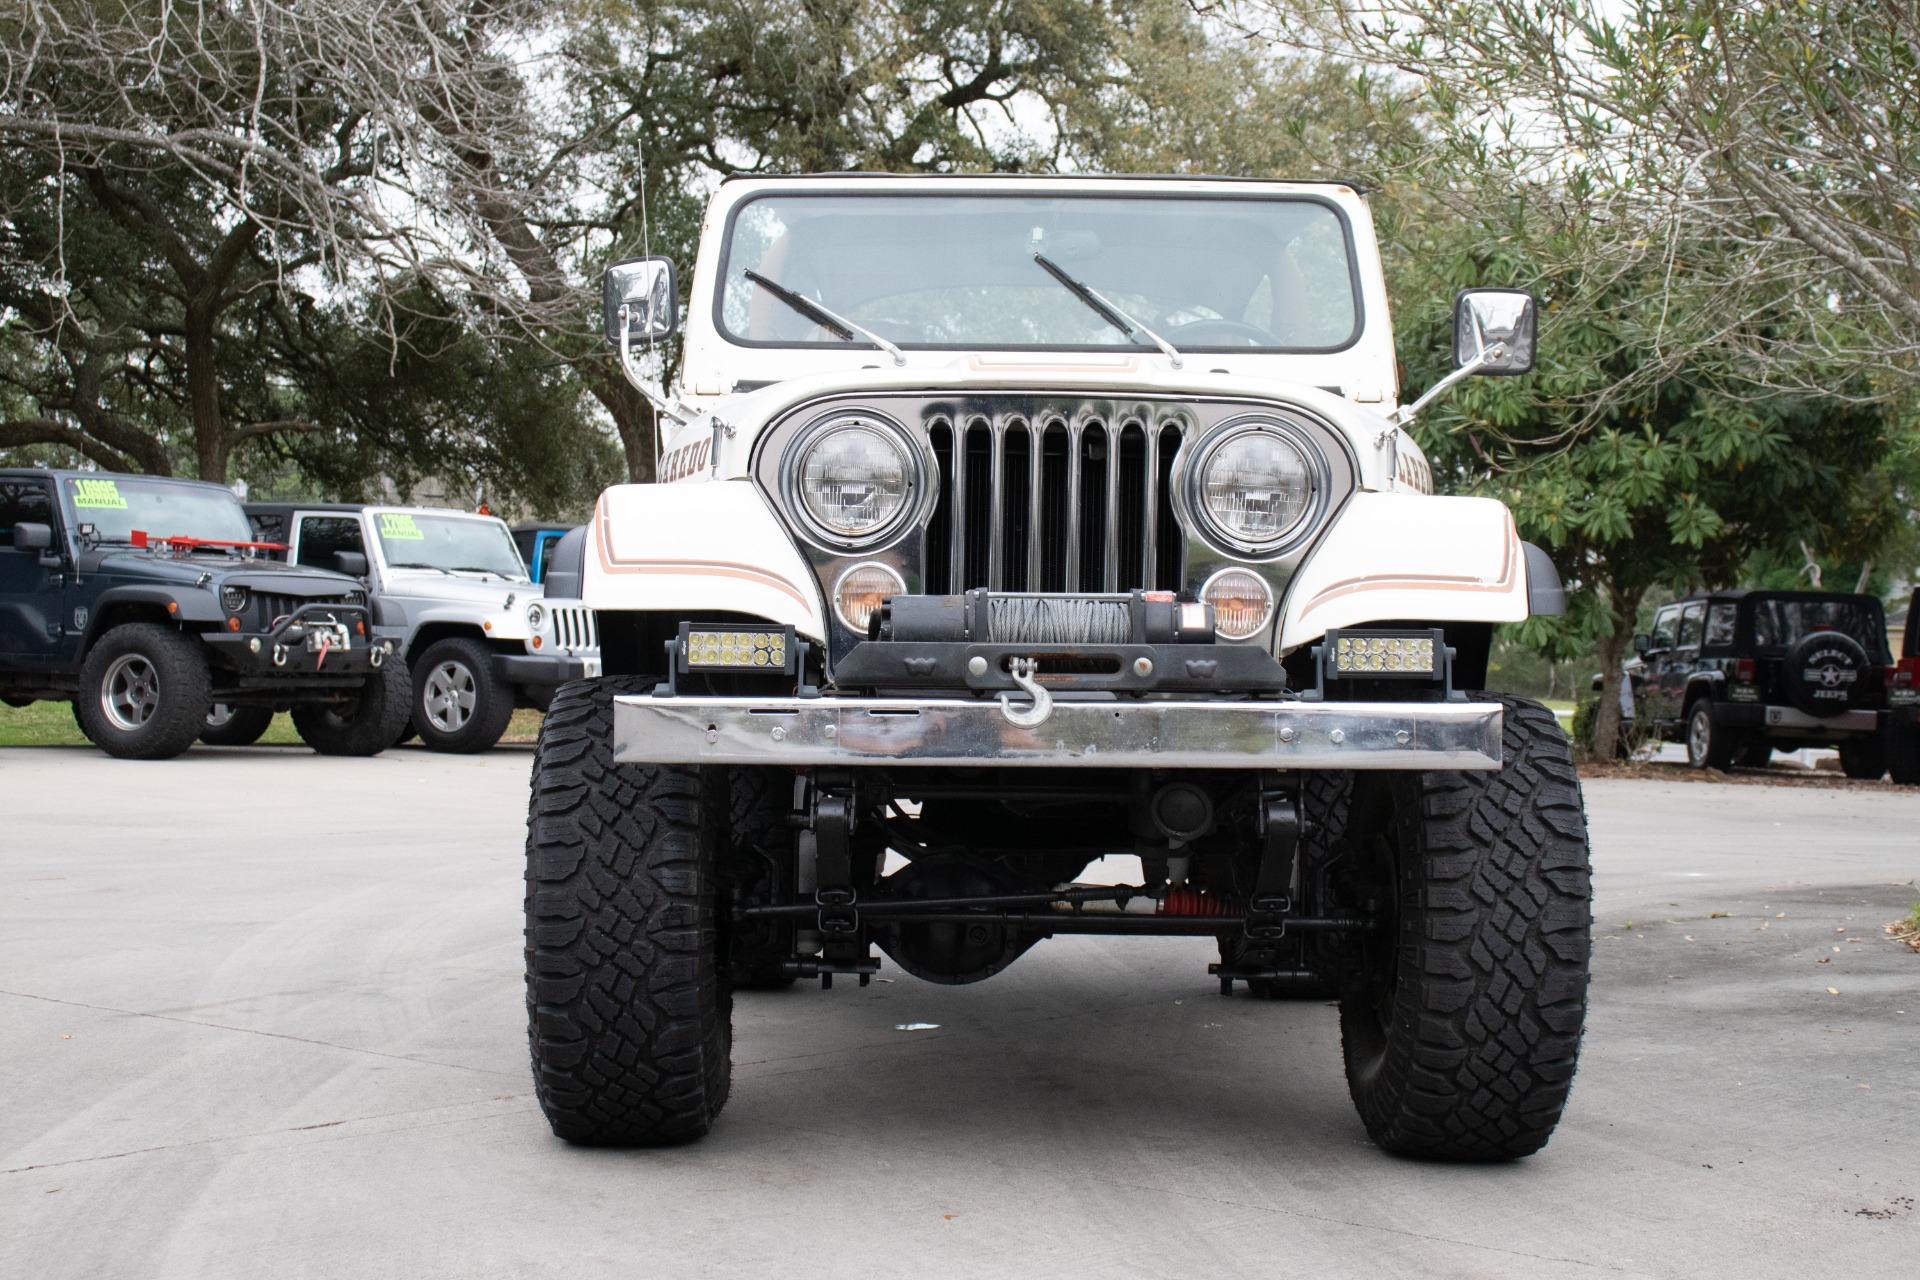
[986, 595, 1131, 645]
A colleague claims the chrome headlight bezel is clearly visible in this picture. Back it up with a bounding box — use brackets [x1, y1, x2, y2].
[778, 409, 932, 551]
[526, 602, 546, 634]
[1182, 415, 1331, 558]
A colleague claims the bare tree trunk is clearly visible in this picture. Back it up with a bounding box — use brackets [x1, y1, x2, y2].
[1800, 541, 1823, 588]
[1854, 561, 1873, 594]
[184, 301, 226, 484]
[583, 362, 658, 483]
[1590, 583, 1644, 760]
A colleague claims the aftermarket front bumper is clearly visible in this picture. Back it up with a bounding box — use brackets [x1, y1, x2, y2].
[612, 695, 1505, 770]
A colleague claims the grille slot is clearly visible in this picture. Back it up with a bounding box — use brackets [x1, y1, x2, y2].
[255, 593, 352, 626]
[924, 409, 1184, 594]
[547, 604, 598, 652]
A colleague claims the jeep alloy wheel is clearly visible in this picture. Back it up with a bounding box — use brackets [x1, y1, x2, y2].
[74, 623, 211, 760]
[413, 637, 515, 753]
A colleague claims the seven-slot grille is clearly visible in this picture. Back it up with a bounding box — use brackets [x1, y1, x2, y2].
[546, 604, 598, 653]
[922, 408, 1186, 594]
[255, 592, 355, 627]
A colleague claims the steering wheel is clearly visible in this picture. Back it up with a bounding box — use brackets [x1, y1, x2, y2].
[1162, 318, 1279, 347]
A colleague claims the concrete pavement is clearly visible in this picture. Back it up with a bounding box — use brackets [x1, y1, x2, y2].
[2, 745, 1914, 1278]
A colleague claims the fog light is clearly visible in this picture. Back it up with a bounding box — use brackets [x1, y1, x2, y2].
[684, 627, 790, 670]
[248, 637, 262, 654]
[833, 561, 906, 634]
[1201, 568, 1273, 640]
[1327, 630, 1439, 677]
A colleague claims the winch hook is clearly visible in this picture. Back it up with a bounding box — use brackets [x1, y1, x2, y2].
[997, 656, 1053, 728]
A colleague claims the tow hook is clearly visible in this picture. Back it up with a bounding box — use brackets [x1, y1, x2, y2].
[998, 656, 1053, 728]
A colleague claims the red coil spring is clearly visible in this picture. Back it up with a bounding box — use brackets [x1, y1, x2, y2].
[1159, 886, 1242, 916]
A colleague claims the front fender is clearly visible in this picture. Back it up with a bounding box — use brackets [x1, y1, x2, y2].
[585, 480, 828, 641]
[1278, 493, 1529, 651]
[94, 583, 224, 626]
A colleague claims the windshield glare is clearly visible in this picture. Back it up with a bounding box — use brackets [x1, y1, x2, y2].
[719, 193, 1360, 352]
[375, 512, 527, 579]
[65, 477, 253, 545]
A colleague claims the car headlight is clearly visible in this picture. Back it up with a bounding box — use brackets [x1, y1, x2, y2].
[1193, 424, 1318, 553]
[791, 416, 916, 545]
[526, 602, 545, 633]
[220, 585, 248, 614]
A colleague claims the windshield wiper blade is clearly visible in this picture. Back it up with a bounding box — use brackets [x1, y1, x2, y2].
[743, 270, 907, 367]
[1032, 253, 1184, 369]
[388, 562, 454, 574]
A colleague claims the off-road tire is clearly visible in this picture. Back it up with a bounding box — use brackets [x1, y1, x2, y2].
[1886, 721, 1920, 786]
[290, 663, 412, 756]
[75, 624, 211, 760]
[1838, 735, 1886, 781]
[1732, 738, 1771, 769]
[200, 704, 275, 746]
[1340, 694, 1591, 1161]
[725, 766, 799, 990]
[525, 676, 732, 1145]
[1684, 698, 1738, 770]
[412, 637, 515, 753]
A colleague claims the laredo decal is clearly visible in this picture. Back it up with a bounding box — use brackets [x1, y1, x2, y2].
[659, 437, 711, 483]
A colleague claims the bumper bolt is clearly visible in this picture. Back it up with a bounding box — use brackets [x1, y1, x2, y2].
[1395, 729, 1411, 744]
[966, 655, 989, 677]
[771, 726, 786, 741]
[1330, 729, 1346, 744]
[247, 637, 261, 654]
[1278, 726, 1295, 743]
[1132, 656, 1154, 678]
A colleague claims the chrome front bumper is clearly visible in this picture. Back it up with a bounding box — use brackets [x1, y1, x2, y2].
[612, 695, 1505, 770]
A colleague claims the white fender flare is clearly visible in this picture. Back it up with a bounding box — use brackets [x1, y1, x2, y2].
[584, 481, 829, 641]
[1278, 493, 1529, 651]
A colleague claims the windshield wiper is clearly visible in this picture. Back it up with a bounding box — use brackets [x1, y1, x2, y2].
[743, 270, 907, 367]
[388, 562, 454, 574]
[1032, 254, 1184, 369]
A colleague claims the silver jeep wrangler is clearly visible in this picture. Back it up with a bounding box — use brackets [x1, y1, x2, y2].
[525, 174, 1590, 1160]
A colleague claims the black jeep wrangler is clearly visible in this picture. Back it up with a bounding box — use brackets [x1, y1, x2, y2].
[1635, 588, 1912, 780]
[0, 470, 410, 759]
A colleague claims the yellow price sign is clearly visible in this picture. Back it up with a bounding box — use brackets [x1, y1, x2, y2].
[70, 478, 128, 509]
[379, 512, 423, 540]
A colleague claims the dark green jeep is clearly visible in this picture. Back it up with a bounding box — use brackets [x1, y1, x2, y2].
[0, 470, 410, 759]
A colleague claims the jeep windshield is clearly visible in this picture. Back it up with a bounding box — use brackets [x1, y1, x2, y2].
[374, 512, 528, 579]
[717, 193, 1361, 352]
[64, 476, 254, 546]
[1749, 595, 1886, 655]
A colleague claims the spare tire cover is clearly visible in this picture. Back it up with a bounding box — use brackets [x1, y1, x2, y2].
[1781, 631, 1868, 717]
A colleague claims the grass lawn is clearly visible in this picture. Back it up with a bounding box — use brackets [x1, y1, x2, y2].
[1, 698, 544, 749]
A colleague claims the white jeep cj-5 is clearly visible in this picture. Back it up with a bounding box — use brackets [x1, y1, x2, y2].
[526, 174, 1591, 1161]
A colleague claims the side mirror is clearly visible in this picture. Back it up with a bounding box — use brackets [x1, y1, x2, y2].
[1454, 288, 1537, 375]
[13, 521, 52, 551]
[602, 257, 678, 347]
[1632, 633, 1651, 656]
[332, 550, 369, 578]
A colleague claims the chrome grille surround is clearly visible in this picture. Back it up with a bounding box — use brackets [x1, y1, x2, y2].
[754, 392, 1358, 666]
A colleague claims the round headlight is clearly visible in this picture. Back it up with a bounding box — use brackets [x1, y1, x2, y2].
[795, 420, 913, 543]
[220, 585, 248, 614]
[1197, 427, 1316, 551]
[833, 561, 906, 634]
[526, 603, 546, 632]
[1203, 568, 1275, 641]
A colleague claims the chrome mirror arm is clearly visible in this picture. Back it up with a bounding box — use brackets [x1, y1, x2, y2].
[616, 307, 698, 472]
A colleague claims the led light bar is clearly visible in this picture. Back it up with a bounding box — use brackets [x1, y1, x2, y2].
[679, 624, 795, 672]
[1324, 629, 1444, 679]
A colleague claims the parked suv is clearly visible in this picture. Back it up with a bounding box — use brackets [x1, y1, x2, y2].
[522, 173, 1591, 1162]
[1634, 589, 1903, 776]
[0, 470, 407, 759]
[244, 504, 599, 752]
